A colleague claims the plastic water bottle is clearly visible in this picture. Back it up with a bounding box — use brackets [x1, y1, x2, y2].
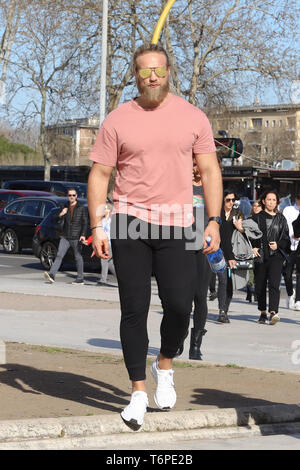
[205, 236, 227, 273]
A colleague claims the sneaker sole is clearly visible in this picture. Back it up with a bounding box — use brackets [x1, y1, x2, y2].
[120, 414, 142, 431]
[44, 272, 54, 283]
[269, 315, 280, 325]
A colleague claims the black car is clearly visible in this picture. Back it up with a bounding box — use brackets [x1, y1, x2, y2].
[0, 195, 72, 253]
[0, 189, 53, 209]
[2, 180, 88, 198]
[32, 206, 99, 270]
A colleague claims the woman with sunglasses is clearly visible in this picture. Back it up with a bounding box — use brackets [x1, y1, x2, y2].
[217, 189, 244, 323]
[250, 190, 290, 325]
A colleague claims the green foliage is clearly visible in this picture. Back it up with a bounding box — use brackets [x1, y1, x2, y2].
[0, 136, 37, 156]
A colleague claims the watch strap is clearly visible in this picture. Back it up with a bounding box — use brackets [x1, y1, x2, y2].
[208, 216, 222, 225]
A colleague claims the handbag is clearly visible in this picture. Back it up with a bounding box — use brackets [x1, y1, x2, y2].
[233, 231, 255, 270]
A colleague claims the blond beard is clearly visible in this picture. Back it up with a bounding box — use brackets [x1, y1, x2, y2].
[137, 80, 170, 107]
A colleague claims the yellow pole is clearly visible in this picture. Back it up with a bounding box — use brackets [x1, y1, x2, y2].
[152, 0, 177, 44]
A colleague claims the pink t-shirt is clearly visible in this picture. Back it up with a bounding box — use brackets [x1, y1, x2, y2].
[89, 93, 216, 226]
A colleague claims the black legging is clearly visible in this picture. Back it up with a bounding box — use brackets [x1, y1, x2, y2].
[193, 250, 210, 331]
[111, 214, 197, 382]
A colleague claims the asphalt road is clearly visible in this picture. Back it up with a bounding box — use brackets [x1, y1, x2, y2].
[0, 248, 103, 284]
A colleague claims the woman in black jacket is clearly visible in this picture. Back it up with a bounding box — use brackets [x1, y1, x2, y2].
[251, 190, 290, 325]
[217, 189, 244, 323]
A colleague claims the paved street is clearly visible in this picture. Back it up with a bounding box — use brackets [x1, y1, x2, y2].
[1, 249, 300, 450]
[1, 250, 300, 372]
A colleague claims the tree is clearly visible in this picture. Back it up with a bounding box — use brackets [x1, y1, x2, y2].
[0, 0, 22, 84]
[162, 0, 299, 107]
[2, 0, 299, 179]
[4, 0, 100, 180]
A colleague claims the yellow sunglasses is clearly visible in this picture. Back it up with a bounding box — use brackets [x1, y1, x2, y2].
[138, 66, 167, 79]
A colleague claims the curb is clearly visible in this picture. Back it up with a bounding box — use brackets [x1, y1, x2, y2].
[0, 404, 300, 449]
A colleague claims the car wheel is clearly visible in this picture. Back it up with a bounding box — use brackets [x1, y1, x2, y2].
[2, 229, 20, 253]
[40, 242, 57, 270]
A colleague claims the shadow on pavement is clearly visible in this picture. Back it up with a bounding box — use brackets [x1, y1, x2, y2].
[190, 388, 284, 409]
[0, 363, 129, 413]
[87, 338, 160, 356]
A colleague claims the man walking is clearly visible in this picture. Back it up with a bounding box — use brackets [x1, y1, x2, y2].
[88, 43, 223, 430]
[44, 188, 88, 284]
[283, 195, 300, 310]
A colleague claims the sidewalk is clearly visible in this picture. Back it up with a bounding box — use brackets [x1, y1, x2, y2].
[0, 272, 300, 449]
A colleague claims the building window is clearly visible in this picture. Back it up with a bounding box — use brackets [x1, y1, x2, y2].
[272, 120, 276, 128]
[278, 120, 282, 127]
[252, 118, 262, 129]
[264, 147, 268, 154]
[265, 120, 269, 128]
[243, 121, 247, 128]
[238, 121, 241, 128]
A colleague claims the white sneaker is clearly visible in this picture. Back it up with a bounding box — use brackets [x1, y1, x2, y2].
[294, 301, 300, 311]
[287, 290, 295, 309]
[150, 358, 177, 410]
[120, 391, 148, 431]
[269, 313, 280, 325]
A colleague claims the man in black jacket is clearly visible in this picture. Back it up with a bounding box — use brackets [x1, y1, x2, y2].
[44, 188, 88, 284]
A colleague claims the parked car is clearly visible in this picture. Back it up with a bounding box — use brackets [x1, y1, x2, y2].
[2, 180, 88, 198]
[32, 206, 99, 270]
[0, 189, 53, 209]
[0, 195, 73, 253]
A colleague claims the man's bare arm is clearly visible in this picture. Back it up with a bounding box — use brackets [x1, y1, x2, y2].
[88, 162, 114, 258]
[195, 152, 223, 253]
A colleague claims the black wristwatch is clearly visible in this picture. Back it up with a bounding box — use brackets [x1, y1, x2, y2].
[208, 216, 222, 225]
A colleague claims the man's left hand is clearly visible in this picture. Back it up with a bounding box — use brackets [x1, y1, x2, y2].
[202, 222, 221, 254]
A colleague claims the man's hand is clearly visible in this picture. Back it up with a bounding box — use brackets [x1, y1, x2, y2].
[202, 222, 221, 254]
[59, 207, 68, 217]
[79, 236, 87, 244]
[91, 227, 110, 259]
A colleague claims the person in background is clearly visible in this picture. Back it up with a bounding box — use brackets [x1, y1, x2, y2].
[282, 195, 300, 311]
[44, 188, 88, 284]
[245, 200, 262, 302]
[97, 204, 115, 285]
[251, 190, 290, 325]
[208, 273, 217, 301]
[188, 160, 211, 360]
[217, 189, 244, 323]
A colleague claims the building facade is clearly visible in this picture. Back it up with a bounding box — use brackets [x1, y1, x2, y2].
[46, 117, 99, 166]
[207, 104, 300, 169]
